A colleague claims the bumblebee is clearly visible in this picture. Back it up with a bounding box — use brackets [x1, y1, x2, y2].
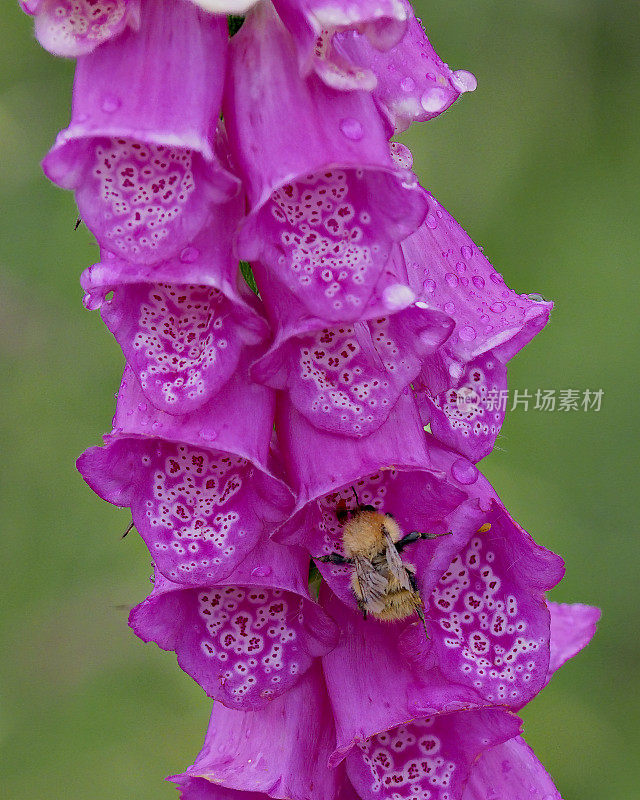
[319, 489, 450, 635]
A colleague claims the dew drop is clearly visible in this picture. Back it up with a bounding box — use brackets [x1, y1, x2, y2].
[339, 117, 364, 141]
[451, 69, 478, 93]
[251, 566, 272, 578]
[451, 458, 479, 485]
[490, 301, 506, 313]
[82, 292, 101, 311]
[426, 214, 438, 229]
[400, 76, 416, 92]
[459, 325, 477, 341]
[420, 87, 449, 114]
[490, 273, 504, 284]
[138, 402, 148, 412]
[200, 427, 218, 441]
[445, 272, 459, 288]
[444, 301, 455, 314]
[382, 283, 414, 311]
[460, 245, 473, 260]
[472, 276, 485, 289]
[180, 246, 200, 263]
[423, 278, 436, 294]
[101, 95, 121, 113]
[527, 292, 547, 302]
[455, 261, 467, 273]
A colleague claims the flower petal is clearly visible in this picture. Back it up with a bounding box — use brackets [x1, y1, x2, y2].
[225, 3, 427, 322]
[427, 503, 565, 708]
[43, 0, 238, 263]
[403, 193, 552, 461]
[130, 538, 338, 709]
[416, 353, 507, 464]
[77, 362, 294, 584]
[24, 0, 140, 58]
[275, 396, 486, 609]
[252, 304, 453, 438]
[547, 601, 600, 678]
[346, 709, 521, 800]
[335, 6, 476, 132]
[272, 0, 408, 91]
[169, 662, 340, 800]
[462, 736, 561, 800]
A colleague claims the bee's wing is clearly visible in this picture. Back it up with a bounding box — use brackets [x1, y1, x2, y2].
[383, 531, 413, 591]
[354, 556, 387, 613]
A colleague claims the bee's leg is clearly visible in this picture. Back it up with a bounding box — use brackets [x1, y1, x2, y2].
[356, 598, 368, 620]
[406, 571, 430, 639]
[317, 553, 353, 565]
[394, 531, 422, 553]
[396, 530, 453, 552]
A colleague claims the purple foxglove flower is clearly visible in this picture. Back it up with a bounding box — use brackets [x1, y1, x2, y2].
[224, 2, 428, 323]
[252, 291, 453, 438]
[130, 537, 338, 708]
[425, 503, 564, 709]
[271, 0, 408, 91]
[170, 661, 341, 800]
[81, 195, 268, 415]
[321, 596, 522, 798]
[20, 0, 141, 57]
[43, 0, 238, 264]
[462, 602, 600, 800]
[274, 393, 486, 609]
[403, 193, 552, 462]
[334, 5, 477, 133]
[77, 360, 294, 584]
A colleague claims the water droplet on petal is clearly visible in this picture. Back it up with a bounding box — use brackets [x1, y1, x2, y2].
[382, 283, 414, 311]
[251, 566, 272, 578]
[82, 292, 101, 311]
[425, 214, 438, 229]
[490, 301, 506, 313]
[180, 246, 200, 263]
[444, 301, 456, 314]
[445, 272, 459, 288]
[527, 292, 547, 302]
[459, 325, 477, 341]
[200, 427, 218, 441]
[472, 276, 485, 289]
[460, 245, 473, 260]
[423, 279, 436, 294]
[101, 95, 121, 113]
[401, 76, 416, 92]
[451, 69, 478, 93]
[137, 402, 147, 412]
[339, 117, 363, 141]
[451, 458, 479, 485]
[490, 273, 504, 284]
[420, 87, 449, 114]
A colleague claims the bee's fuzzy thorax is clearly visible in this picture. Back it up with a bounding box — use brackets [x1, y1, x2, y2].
[342, 509, 402, 558]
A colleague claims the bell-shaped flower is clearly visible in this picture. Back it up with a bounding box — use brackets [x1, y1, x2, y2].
[170, 661, 341, 800]
[271, 0, 408, 92]
[81, 193, 268, 415]
[251, 247, 453, 438]
[462, 601, 600, 800]
[425, 502, 565, 709]
[403, 193, 552, 462]
[333, 5, 477, 133]
[42, 0, 238, 264]
[130, 537, 338, 709]
[20, 0, 141, 57]
[224, 1, 427, 323]
[77, 360, 294, 585]
[275, 392, 481, 609]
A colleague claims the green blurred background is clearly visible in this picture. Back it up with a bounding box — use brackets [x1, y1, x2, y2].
[1, 1, 638, 797]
